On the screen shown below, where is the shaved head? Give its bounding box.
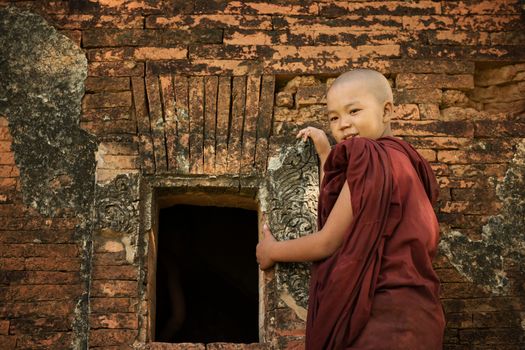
[328,69,393,106]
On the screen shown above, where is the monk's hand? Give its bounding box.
[296,126,331,159]
[256,221,277,270]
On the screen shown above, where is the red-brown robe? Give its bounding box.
[305,136,445,349]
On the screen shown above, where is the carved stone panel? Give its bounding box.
[260,139,319,315]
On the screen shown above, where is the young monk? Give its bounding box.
[256,69,446,349]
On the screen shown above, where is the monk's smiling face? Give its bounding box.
[326,69,394,143]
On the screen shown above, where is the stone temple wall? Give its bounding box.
[0,1,524,349]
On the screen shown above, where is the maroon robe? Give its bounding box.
[305,136,445,349]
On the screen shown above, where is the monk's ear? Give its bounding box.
[382,101,394,123]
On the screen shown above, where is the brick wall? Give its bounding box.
[0,0,524,349]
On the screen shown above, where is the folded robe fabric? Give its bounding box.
[305,136,443,349]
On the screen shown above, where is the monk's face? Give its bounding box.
[326,80,392,143]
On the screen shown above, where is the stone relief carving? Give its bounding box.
[262,139,319,311]
[95,173,140,236]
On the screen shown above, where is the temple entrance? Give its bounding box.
[155,204,259,344]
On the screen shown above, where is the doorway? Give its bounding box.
[155,204,259,344]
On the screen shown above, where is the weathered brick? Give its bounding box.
[90,297,138,314]
[396,73,474,90]
[145,74,168,173]
[389,59,475,74]
[83,92,132,109]
[90,329,137,347]
[195,1,318,15]
[0,270,79,285]
[319,1,441,17]
[173,75,190,173]
[226,76,246,174]
[0,243,78,258]
[131,77,155,174]
[188,76,205,174]
[0,319,9,335]
[215,76,232,175]
[0,152,15,165]
[83,28,222,48]
[455,15,523,32]
[91,280,138,298]
[0,335,16,349]
[81,120,137,136]
[203,76,219,174]
[24,257,79,271]
[241,75,261,174]
[189,44,258,60]
[145,14,272,30]
[0,285,80,302]
[47,13,143,29]
[392,120,474,137]
[90,313,138,329]
[92,265,137,281]
[85,77,130,92]
[255,75,275,172]
[89,61,144,77]
[443,1,521,15]
[394,89,442,104]
[402,15,454,30]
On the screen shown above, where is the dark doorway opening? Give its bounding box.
[155,204,259,344]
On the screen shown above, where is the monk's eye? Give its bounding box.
[329,116,338,122]
[349,109,361,114]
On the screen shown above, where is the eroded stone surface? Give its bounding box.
[439,139,525,294]
[0,5,97,348]
[0,5,97,217]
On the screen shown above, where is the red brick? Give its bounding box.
[0,127,12,141]
[85,77,130,92]
[24,257,79,271]
[0,335,16,349]
[0,258,25,270]
[227,76,246,174]
[0,243,78,257]
[203,75,218,174]
[0,319,9,335]
[0,141,12,152]
[392,120,474,137]
[83,92,132,109]
[396,73,474,90]
[90,313,138,329]
[47,13,143,29]
[188,76,205,174]
[455,15,523,31]
[172,75,190,173]
[90,297,138,314]
[241,75,261,175]
[443,1,520,15]
[90,329,137,346]
[146,14,273,30]
[131,77,155,174]
[255,75,275,172]
[88,61,144,77]
[402,15,454,30]
[215,76,232,175]
[0,152,15,165]
[0,300,76,318]
[0,284,80,302]
[13,332,72,348]
[0,165,20,177]
[0,271,79,285]
[91,280,138,298]
[92,265,137,281]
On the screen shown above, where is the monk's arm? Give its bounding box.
[268,181,353,262]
